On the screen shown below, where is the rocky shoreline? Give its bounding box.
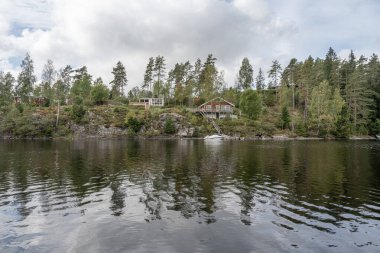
[1,130,376,141]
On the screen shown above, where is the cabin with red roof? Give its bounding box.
[196,97,237,119]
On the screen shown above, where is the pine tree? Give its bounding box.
[345,57,373,133]
[110,61,128,98]
[299,56,314,121]
[366,54,380,126]
[268,60,282,88]
[199,54,218,100]
[268,60,282,101]
[281,106,291,129]
[324,47,340,89]
[143,57,154,94]
[255,68,265,90]
[153,56,166,97]
[237,57,253,90]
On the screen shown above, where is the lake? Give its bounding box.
[0,139,379,252]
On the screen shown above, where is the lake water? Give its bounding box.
[0,139,379,252]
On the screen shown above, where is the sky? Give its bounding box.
[0,0,379,89]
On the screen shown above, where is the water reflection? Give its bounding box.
[0,139,379,252]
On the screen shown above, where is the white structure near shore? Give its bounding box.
[129,98,164,109]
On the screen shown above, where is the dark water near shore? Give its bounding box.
[0,139,379,253]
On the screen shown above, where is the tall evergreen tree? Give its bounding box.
[366,54,380,124]
[16,53,36,100]
[324,47,340,89]
[237,57,253,90]
[268,60,282,101]
[255,68,265,90]
[345,56,373,133]
[268,60,282,88]
[339,50,356,95]
[299,56,314,121]
[199,54,219,99]
[110,61,128,98]
[153,56,166,97]
[143,57,154,93]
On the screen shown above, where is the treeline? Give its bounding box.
[0,47,379,136]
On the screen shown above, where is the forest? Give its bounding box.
[0,47,379,138]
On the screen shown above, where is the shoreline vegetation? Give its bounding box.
[0,104,377,141]
[1,48,379,139]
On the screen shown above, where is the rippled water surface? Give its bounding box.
[0,139,379,252]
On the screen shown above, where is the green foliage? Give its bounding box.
[334,106,350,138]
[309,81,345,136]
[237,57,253,90]
[281,106,291,129]
[255,68,266,90]
[70,66,92,101]
[15,103,24,113]
[110,61,128,98]
[153,56,166,97]
[268,60,282,88]
[295,121,308,137]
[239,89,262,120]
[90,82,109,105]
[71,96,86,122]
[143,57,154,91]
[0,72,15,106]
[0,107,56,137]
[16,53,36,100]
[126,117,143,133]
[164,118,176,134]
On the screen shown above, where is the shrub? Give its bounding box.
[164,118,176,134]
[126,117,143,133]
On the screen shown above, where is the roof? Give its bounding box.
[198,97,235,108]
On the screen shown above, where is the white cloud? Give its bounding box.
[0,0,379,88]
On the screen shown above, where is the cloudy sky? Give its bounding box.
[0,0,379,88]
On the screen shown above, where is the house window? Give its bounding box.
[216,105,220,111]
[206,105,212,111]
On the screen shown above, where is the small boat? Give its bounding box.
[204,134,224,140]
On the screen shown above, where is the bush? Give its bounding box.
[71,104,86,122]
[164,118,176,134]
[295,122,308,137]
[16,103,24,113]
[126,117,143,133]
